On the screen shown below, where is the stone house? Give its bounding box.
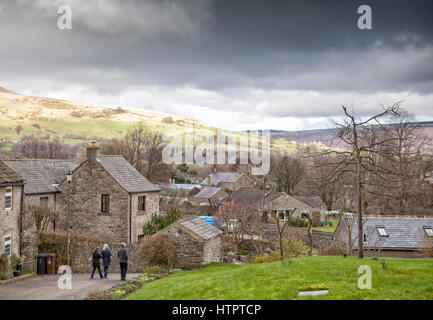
[2,159,78,227]
[193,186,228,206]
[231,188,314,219]
[200,172,253,191]
[154,216,223,269]
[0,161,24,256]
[55,143,161,243]
[334,216,433,258]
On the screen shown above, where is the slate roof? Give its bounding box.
[294,195,325,209]
[3,159,78,194]
[177,216,223,240]
[0,161,24,185]
[96,156,160,193]
[200,172,242,186]
[352,217,433,250]
[232,188,313,211]
[194,186,224,199]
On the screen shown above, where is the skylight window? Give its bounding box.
[376,226,388,237]
[424,227,433,237]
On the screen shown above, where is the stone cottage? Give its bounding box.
[155,216,223,269]
[0,162,24,256]
[334,216,433,258]
[200,172,253,191]
[55,143,161,243]
[231,188,314,219]
[2,159,78,220]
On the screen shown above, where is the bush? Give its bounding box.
[286,217,309,228]
[142,208,181,236]
[248,251,282,264]
[281,238,308,258]
[144,265,163,275]
[319,240,347,256]
[139,233,176,269]
[0,254,9,274]
[0,273,13,281]
[169,268,183,274]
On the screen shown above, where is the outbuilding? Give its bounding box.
[156,216,223,269]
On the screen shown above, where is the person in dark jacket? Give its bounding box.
[117,243,128,281]
[101,244,112,278]
[90,247,103,280]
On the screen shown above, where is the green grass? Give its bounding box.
[313,218,339,232]
[124,256,433,300]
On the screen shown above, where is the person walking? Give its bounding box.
[101,244,112,279]
[117,243,128,281]
[90,247,103,280]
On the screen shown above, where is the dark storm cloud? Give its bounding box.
[0,0,432,129]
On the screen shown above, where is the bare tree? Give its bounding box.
[13,135,78,159]
[327,103,403,258]
[270,153,305,195]
[100,122,171,182]
[215,202,251,252]
[268,208,297,260]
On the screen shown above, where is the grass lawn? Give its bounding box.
[125,256,433,300]
[313,217,339,232]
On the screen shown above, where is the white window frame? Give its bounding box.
[5,186,12,210]
[424,227,433,237]
[376,226,388,237]
[4,235,11,256]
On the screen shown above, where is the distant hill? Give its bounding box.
[248,121,433,148]
[0,86,300,153]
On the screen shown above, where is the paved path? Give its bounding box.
[0,273,141,300]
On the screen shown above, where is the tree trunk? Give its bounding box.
[357,154,364,258]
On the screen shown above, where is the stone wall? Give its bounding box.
[203,236,222,264]
[72,243,145,273]
[222,223,334,253]
[0,185,23,256]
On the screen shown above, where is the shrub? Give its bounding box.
[286,217,309,228]
[143,265,163,275]
[169,268,183,274]
[281,238,308,258]
[142,208,181,236]
[0,273,13,281]
[0,254,9,274]
[248,251,282,264]
[319,240,347,256]
[139,233,176,269]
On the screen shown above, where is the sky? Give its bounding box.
[1,0,432,131]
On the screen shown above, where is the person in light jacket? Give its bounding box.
[101,244,112,278]
[117,243,128,281]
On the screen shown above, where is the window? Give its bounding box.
[4,235,11,256]
[424,226,433,237]
[376,226,388,237]
[101,194,110,213]
[5,186,12,210]
[138,196,146,212]
[40,197,48,207]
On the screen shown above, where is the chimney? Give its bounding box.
[207,174,211,186]
[87,140,100,162]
